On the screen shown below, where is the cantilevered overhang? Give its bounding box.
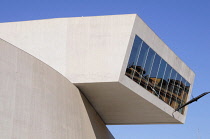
[76,80,184,124]
[0,14,195,125]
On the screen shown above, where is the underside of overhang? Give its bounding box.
[75,81,183,125]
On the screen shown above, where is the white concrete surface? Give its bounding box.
[0,14,136,83]
[0,39,114,139]
[0,14,195,125]
[76,82,183,124]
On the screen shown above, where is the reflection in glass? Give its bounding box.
[173,73,182,110]
[148,54,161,94]
[126,36,143,80]
[163,64,172,102]
[155,59,167,100]
[125,35,190,114]
[168,69,177,107]
[142,49,155,88]
[135,42,149,84]
[183,81,190,103]
[178,79,187,113]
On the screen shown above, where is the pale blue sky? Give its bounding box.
[1,0,210,138]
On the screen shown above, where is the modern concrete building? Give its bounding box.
[0,14,195,138]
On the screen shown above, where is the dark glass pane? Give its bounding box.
[185,81,190,94]
[142,48,155,88]
[148,54,161,87]
[168,69,177,93]
[162,64,172,103]
[162,64,172,89]
[181,80,190,114]
[173,73,182,95]
[179,100,185,114]
[175,98,182,112]
[173,73,182,109]
[179,78,187,114]
[180,78,186,99]
[179,78,186,99]
[134,42,149,84]
[156,59,167,100]
[167,69,177,106]
[183,81,190,102]
[126,36,142,79]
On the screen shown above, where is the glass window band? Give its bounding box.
[125,35,191,114]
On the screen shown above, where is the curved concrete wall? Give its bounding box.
[0,39,114,139]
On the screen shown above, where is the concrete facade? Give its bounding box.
[0,39,114,139]
[0,14,195,138]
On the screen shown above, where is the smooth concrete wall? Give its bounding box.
[0,39,114,139]
[0,14,136,83]
[66,15,136,83]
[0,18,69,77]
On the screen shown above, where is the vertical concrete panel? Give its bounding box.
[0,39,18,139]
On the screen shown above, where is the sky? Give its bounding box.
[1,0,210,138]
